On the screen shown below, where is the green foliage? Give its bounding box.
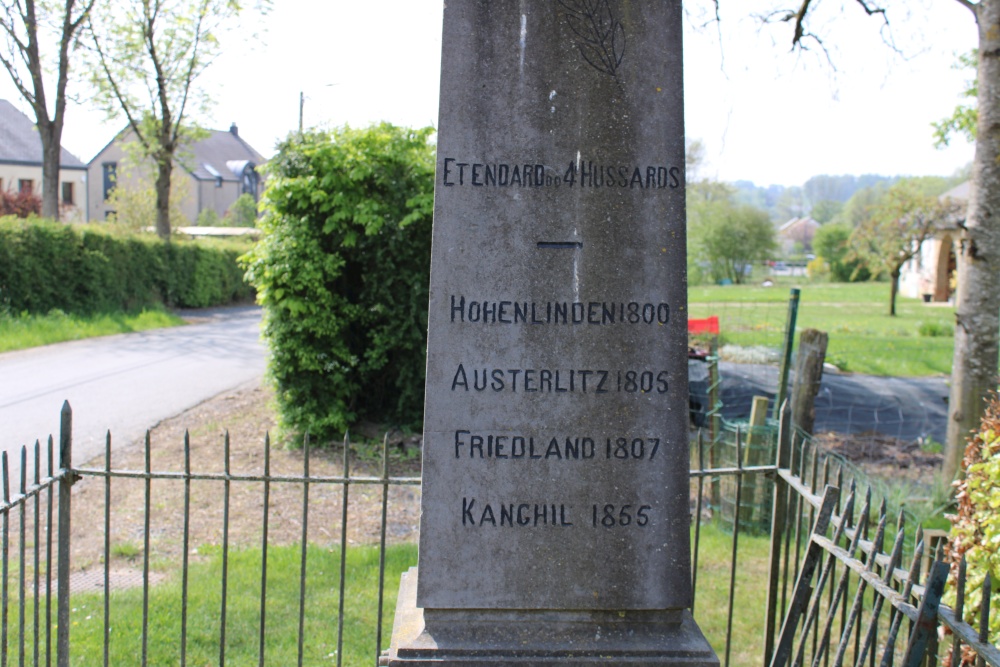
[946,395,1000,650]
[104,154,193,230]
[0,217,252,315]
[848,179,945,292]
[805,256,829,280]
[196,208,220,226]
[86,0,267,236]
[834,182,892,228]
[699,203,776,285]
[933,50,978,148]
[810,199,842,224]
[813,222,870,282]
[918,321,954,338]
[224,193,258,227]
[242,124,435,441]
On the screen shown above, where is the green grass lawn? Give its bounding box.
[66,543,419,667]
[688,279,956,376]
[48,524,767,666]
[0,309,185,353]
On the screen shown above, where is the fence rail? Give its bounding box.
[0,401,996,666]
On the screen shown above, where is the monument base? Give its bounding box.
[380,569,719,666]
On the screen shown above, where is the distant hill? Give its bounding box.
[731,174,900,222]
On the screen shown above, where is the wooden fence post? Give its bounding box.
[790,328,828,436]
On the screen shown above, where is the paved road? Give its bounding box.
[0,306,266,482]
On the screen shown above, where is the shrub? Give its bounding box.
[813,222,870,282]
[241,124,435,442]
[196,208,221,226]
[0,217,253,315]
[946,394,1000,659]
[806,256,829,280]
[918,321,954,337]
[223,193,258,227]
[0,190,42,218]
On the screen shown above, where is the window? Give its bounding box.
[241,167,258,199]
[102,162,117,201]
[18,179,33,195]
[61,182,75,205]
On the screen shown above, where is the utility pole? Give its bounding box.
[299,91,305,134]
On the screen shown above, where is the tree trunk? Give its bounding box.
[943,0,1000,482]
[154,157,172,239]
[889,267,900,317]
[39,122,61,221]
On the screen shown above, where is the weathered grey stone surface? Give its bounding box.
[381,569,718,666]
[417,0,691,613]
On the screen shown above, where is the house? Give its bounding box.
[0,98,88,220]
[899,181,967,303]
[87,123,265,224]
[777,216,821,255]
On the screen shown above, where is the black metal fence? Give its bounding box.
[1,401,997,666]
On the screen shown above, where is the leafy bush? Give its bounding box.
[946,394,1000,658]
[806,256,829,280]
[0,190,42,218]
[242,124,434,442]
[0,217,253,315]
[813,222,870,282]
[196,208,221,226]
[224,193,258,227]
[918,321,954,338]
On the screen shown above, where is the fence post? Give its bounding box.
[57,401,73,667]
[789,328,828,436]
[763,399,793,665]
[772,288,800,421]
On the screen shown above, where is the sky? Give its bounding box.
[0,0,979,188]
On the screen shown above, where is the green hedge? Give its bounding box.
[242,124,434,441]
[0,217,254,315]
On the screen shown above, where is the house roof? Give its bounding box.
[0,98,86,169]
[179,124,265,182]
[940,181,970,203]
[778,217,821,234]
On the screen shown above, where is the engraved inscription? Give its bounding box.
[462,498,574,527]
[452,431,662,462]
[557,0,626,77]
[450,296,669,326]
[440,157,682,190]
[449,365,669,394]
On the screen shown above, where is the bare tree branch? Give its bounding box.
[951,0,978,17]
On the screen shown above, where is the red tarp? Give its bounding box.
[687,316,719,335]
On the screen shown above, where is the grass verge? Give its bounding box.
[0,309,185,353]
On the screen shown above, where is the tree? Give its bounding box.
[772,0,1000,484]
[810,199,843,224]
[848,179,945,315]
[86,0,259,239]
[103,152,191,231]
[933,49,978,147]
[813,221,870,282]
[0,0,96,220]
[700,202,776,284]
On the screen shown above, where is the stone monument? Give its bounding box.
[382,1,718,664]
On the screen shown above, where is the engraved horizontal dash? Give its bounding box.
[537,241,583,249]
